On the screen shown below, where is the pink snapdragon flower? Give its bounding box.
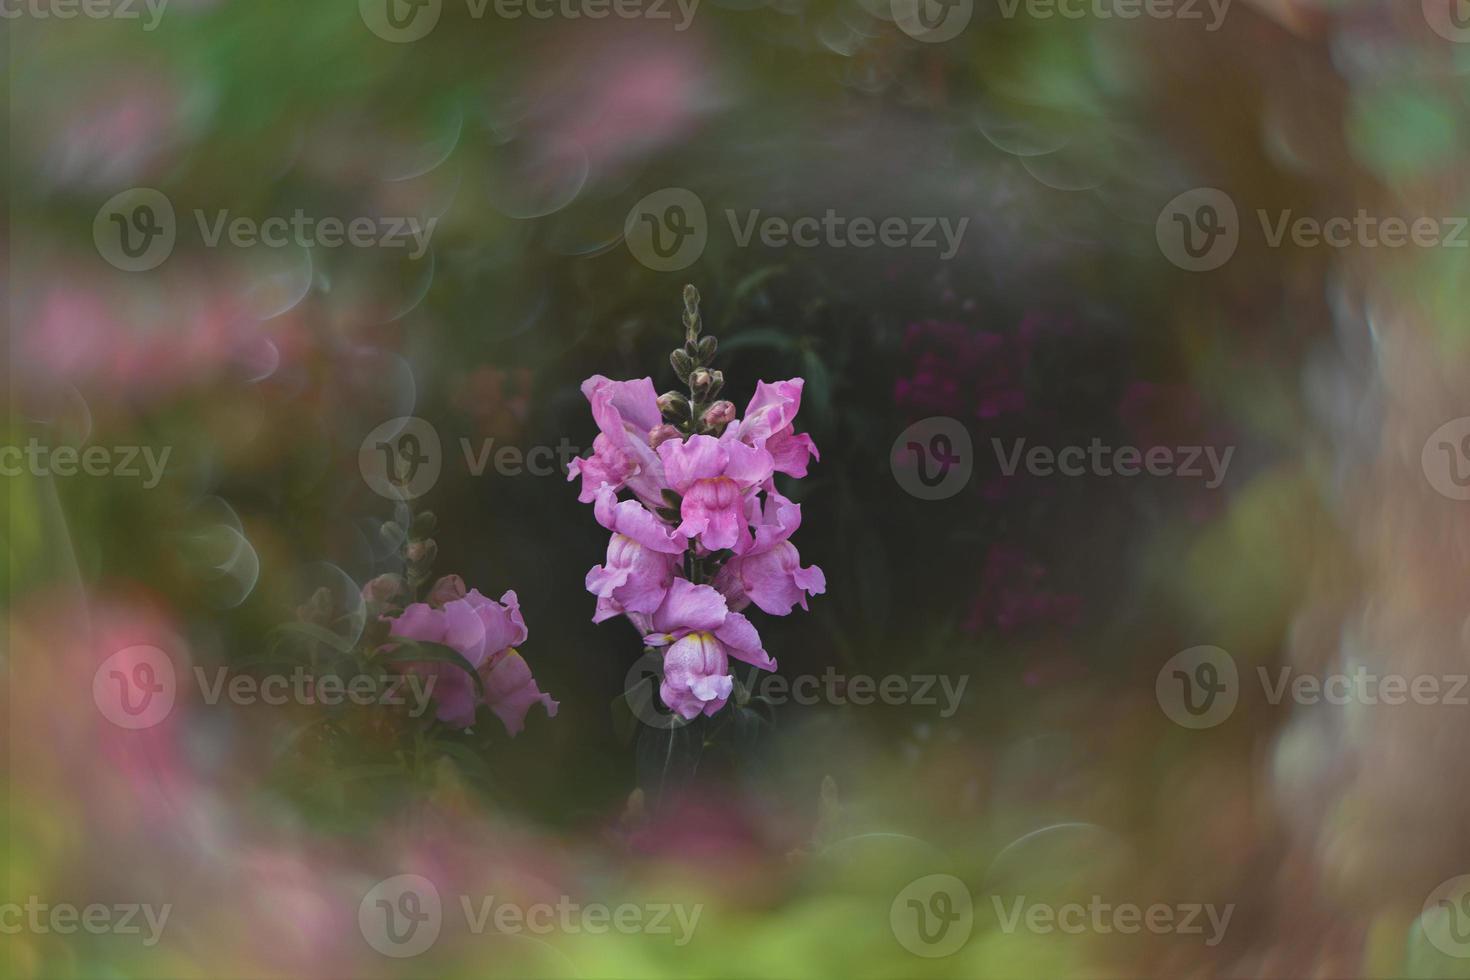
[388,586,558,735]
[567,375,667,507]
[641,580,776,718]
[657,430,774,552]
[572,286,825,724]
[713,490,827,616]
[738,380,820,478]
[585,484,688,623]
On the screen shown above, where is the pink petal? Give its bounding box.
[713,612,775,670]
[650,579,728,635]
[658,434,728,491]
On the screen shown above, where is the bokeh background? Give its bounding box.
[10,0,1470,976]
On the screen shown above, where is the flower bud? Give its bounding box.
[689,368,713,398]
[297,586,336,626]
[427,574,467,607]
[670,349,694,382]
[362,573,406,607]
[648,424,682,449]
[658,391,691,420]
[406,539,436,564]
[701,400,736,429]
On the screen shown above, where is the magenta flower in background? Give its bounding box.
[962,544,1080,634]
[893,319,1031,421]
[388,583,558,735]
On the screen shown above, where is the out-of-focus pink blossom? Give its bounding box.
[388,588,557,735]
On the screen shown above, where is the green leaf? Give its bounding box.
[269,620,357,654]
[636,720,702,803]
[378,639,484,701]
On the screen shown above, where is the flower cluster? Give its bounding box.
[363,520,558,736]
[570,286,825,720]
[385,576,558,736]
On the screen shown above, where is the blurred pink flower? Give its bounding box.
[525,26,716,172]
[388,588,558,735]
[19,275,284,401]
[963,545,1080,634]
[894,320,1030,421]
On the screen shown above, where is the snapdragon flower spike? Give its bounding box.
[573,285,823,723]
